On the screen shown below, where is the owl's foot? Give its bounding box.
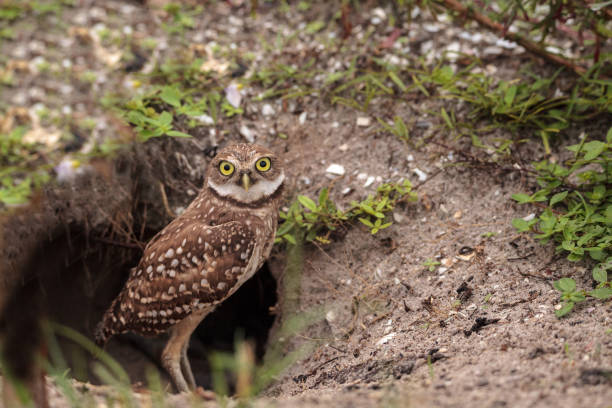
[195,387,216,400]
[180,342,196,390]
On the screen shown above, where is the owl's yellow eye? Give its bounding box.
[219,161,235,176]
[255,157,271,172]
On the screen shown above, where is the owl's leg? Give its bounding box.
[162,310,208,393]
[180,342,196,390]
[161,330,189,392]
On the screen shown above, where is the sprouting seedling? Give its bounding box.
[422,259,440,272]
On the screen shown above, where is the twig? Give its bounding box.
[158,181,176,218]
[506,252,535,261]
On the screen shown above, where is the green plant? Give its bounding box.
[161,3,200,35]
[0,126,52,206]
[276,180,416,245]
[422,258,440,272]
[512,128,612,316]
[553,276,612,317]
[377,116,410,142]
[410,62,611,152]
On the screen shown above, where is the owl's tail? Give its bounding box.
[94,295,125,346]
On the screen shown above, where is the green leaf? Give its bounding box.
[512,218,531,232]
[388,71,407,92]
[440,107,454,130]
[589,287,612,300]
[325,71,345,84]
[283,234,297,245]
[606,126,612,143]
[166,130,191,138]
[512,193,532,204]
[569,292,586,302]
[159,86,182,107]
[318,188,329,206]
[158,111,173,126]
[554,277,576,293]
[504,85,517,106]
[298,196,317,211]
[555,302,574,317]
[549,191,568,206]
[359,217,374,227]
[582,140,606,161]
[593,264,608,283]
[305,20,325,34]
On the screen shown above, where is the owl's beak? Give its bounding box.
[241,173,251,191]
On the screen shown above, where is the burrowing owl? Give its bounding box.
[95,143,285,392]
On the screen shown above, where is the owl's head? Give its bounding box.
[206,143,285,204]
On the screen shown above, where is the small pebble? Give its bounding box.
[195,114,214,125]
[413,168,427,182]
[239,125,254,143]
[356,117,371,127]
[326,164,345,176]
[225,84,241,108]
[364,175,375,188]
[261,104,275,116]
[298,111,307,125]
[376,332,396,346]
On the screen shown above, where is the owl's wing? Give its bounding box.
[106,220,257,336]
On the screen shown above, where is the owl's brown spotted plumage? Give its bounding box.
[95,143,285,392]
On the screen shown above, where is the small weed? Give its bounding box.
[563,342,573,361]
[422,258,440,272]
[0,2,25,21]
[513,128,612,317]
[0,126,52,206]
[276,180,416,245]
[412,62,611,151]
[552,277,612,317]
[377,116,410,142]
[161,3,200,35]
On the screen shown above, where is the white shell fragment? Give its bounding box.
[413,168,427,182]
[326,164,345,176]
[239,125,254,143]
[356,117,371,127]
[261,104,275,116]
[376,332,396,346]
